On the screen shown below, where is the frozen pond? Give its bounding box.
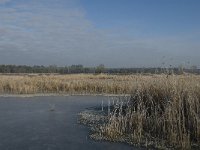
[0,96,138,150]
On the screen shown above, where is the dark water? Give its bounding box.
[0,96,138,150]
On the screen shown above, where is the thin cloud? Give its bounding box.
[0,0,199,67]
[0,0,10,4]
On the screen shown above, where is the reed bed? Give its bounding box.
[0,74,138,95]
[98,74,200,149]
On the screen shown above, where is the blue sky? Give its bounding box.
[81,0,200,36]
[0,0,199,67]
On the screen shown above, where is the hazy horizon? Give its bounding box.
[0,0,199,68]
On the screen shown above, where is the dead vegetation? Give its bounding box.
[97,74,200,149]
[0,74,142,95]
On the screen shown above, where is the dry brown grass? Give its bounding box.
[0,74,138,95]
[98,74,200,149]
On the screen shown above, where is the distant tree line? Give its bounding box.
[0,64,105,74]
[0,64,199,75]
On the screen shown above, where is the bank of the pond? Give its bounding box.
[0,93,130,98]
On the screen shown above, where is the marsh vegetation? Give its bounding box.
[78,74,200,149]
[0,74,146,95]
[1,73,200,149]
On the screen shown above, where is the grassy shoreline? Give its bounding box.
[0,93,129,98]
[0,74,135,95]
[0,73,199,94]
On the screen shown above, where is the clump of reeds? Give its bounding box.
[99,74,200,149]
